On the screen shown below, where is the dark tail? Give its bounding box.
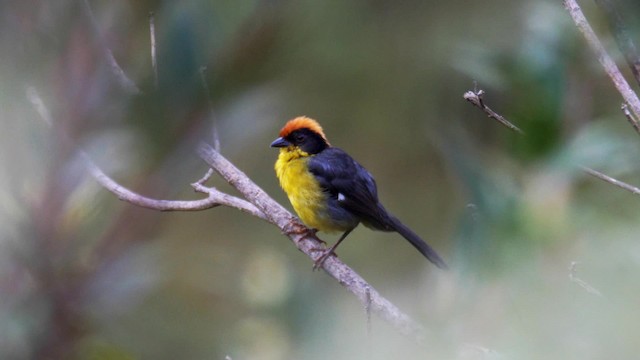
[389,216,448,270]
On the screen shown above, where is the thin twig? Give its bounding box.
[199,66,221,152]
[149,12,159,90]
[563,0,640,122]
[621,103,640,135]
[82,0,140,94]
[463,90,524,134]
[197,144,427,341]
[594,0,640,88]
[568,261,603,297]
[194,168,215,186]
[581,166,640,196]
[85,153,266,218]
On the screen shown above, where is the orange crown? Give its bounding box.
[279,116,328,142]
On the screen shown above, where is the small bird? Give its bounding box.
[271,116,447,269]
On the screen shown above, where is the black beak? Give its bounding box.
[270,137,290,148]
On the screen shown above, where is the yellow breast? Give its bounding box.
[274,148,341,232]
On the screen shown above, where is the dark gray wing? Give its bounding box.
[308,148,391,229]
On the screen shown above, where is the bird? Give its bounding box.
[270,116,447,270]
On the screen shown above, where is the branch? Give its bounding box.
[82,0,141,95]
[199,66,221,152]
[196,144,427,341]
[580,166,640,196]
[27,85,427,342]
[85,152,268,218]
[463,90,524,134]
[594,0,640,88]
[149,12,159,90]
[463,87,640,197]
[563,0,640,122]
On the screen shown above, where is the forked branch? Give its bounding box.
[27,86,427,342]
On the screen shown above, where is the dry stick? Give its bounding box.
[563,0,640,122]
[463,88,640,197]
[84,152,267,218]
[594,0,640,88]
[81,0,140,95]
[463,90,524,134]
[196,144,427,341]
[580,166,640,196]
[149,12,159,89]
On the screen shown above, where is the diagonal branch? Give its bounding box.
[463,90,524,134]
[569,261,603,297]
[594,0,640,88]
[580,166,640,196]
[82,0,141,95]
[196,144,427,341]
[563,0,640,122]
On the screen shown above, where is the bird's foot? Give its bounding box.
[310,247,336,271]
[284,220,322,241]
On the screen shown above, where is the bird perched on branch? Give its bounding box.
[271,116,447,270]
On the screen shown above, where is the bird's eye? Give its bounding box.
[294,134,305,142]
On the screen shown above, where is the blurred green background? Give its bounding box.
[2,0,640,359]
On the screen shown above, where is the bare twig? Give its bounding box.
[621,103,640,135]
[581,166,640,196]
[568,261,603,297]
[194,168,215,186]
[199,66,221,152]
[82,0,140,94]
[149,12,159,89]
[463,90,524,134]
[83,152,267,218]
[196,144,427,341]
[563,0,640,122]
[594,0,640,88]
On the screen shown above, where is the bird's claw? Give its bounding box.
[284,220,321,239]
[310,247,335,271]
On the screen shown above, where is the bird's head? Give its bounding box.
[270,116,330,155]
